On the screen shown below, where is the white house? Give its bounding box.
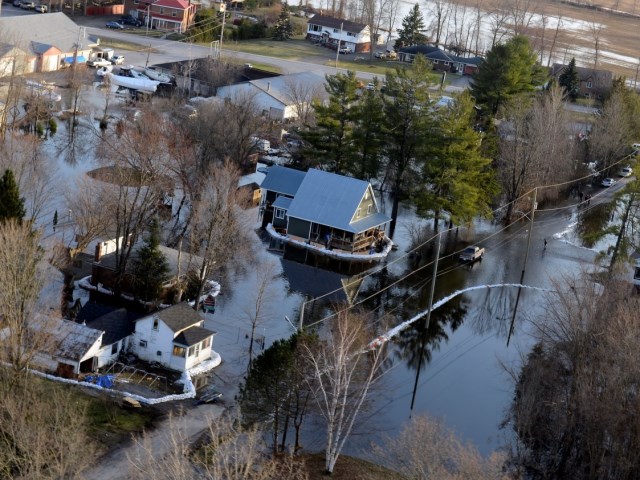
[130,303,216,371]
[306,15,371,53]
[216,72,326,121]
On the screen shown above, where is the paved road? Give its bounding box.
[84,401,224,480]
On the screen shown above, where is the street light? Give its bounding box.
[145,1,157,35]
[219,3,226,58]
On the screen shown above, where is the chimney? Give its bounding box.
[94,242,102,262]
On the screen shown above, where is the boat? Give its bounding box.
[24,80,62,102]
[143,67,173,84]
[104,72,159,94]
[96,64,113,77]
[119,65,150,80]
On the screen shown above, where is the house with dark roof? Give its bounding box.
[551,63,613,99]
[260,166,392,258]
[0,13,98,72]
[398,44,482,75]
[123,0,196,33]
[130,303,216,371]
[75,302,146,369]
[306,14,372,53]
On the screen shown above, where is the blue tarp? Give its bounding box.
[64,55,87,64]
[85,374,115,388]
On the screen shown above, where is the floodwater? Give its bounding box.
[278,199,600,457]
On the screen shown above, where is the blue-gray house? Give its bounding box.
[260,166,391,255]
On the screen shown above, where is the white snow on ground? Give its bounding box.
[265,223,394,261]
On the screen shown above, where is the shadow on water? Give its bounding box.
[576,203,612,248]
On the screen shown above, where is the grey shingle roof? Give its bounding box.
[307,14,367,34]
[173,326,215,347]
[249,72,326,106]
[260,165,306,197]
[551,63,613,89]
[399,45,440,55]
[286,169,390,233]
[85,309,137,347]
[0,13,95,54]
[33,316,103,362]
[95,245,203,278]
[154,303,203,332]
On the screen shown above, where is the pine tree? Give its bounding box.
[0,169,26,223]
[132,218,170,302]
[394,4,427,50]
[559,57,580,101]
[273,2,294,41]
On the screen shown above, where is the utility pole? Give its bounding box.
[507,188,537,347]
[409,232,441,416]
[635,57,640,91]
[335,21,343,70]
[145,43,152,67]
[219,3,226,58]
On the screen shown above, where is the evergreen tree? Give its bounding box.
[394,4,427,50]
[414,92,500,231]
[470,35,547,115]
[349,81,386,181]
[273,2,294,41]
[559,57,580,101]
[132,218,170,302]
[383,55,434,237]
[0,169,26,223]
[301,71,359,173]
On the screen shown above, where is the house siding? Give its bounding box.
[131,316,177,368]
[288,217,311,238]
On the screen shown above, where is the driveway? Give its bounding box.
[83,401,224,480]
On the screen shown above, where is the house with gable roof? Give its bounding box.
[260,166,392,258]
[551,63,613,100]
[215,71,327,121]
[124,0,196,33]
[306,14,372,53]
[398,44,482,75]
[130,303,216,371]
[0,13,97,72]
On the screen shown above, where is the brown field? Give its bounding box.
[449,0,640,80]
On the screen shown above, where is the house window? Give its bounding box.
[133,0,138,3]
[172,11,176,16]
[356,208,361,218]
[195,344,201,356]
[587,81,593,88]
[310,24,321,32]
[173,346,186,357]
[160,7,164,13]
[111,342,119,355]
[275,208,285,219]
[187,346,195,356]
[139,340,147,348]
[153,318,159,331]
[157,350,162,356]
[367,204,373,214]
[203,337,211,348]
[347,32,355,37]
[333,28,339,33]
[365,190,370,200]
[433,60,439,64]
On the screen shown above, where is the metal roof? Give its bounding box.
[249,72,326,106]
[272,196,292,209]
[260,165,306,197]
[32,315,103,362]
[0,13,97,55]
[153,303,203,332]
[286,169,390,233]
[349,212,392,232]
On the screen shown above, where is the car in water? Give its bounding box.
[105,21,124,29]
[601,177,616,187]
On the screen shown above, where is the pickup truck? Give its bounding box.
[459,246,485,262]
[87,58,112,68]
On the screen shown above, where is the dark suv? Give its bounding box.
[120,15,143,27]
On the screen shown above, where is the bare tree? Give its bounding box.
[370,414,507,479]
[487,1,510,48]
[589,17,603,68]
[284,76,324,127]
[66,176,110,257]
[509,0,537,36]
[546,12,564,68]
[426,0,450,47]
[304,310,387,474]
[588,87,630,172]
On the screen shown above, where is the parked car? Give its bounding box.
[105,21,124,29]
[120,15,143,26]
[339,46,353,54]
[87,58,112,68]
[34,3,47,11]
[632,143,640,151]
[601,177,616,187]
[366,82,375,91]
[618,166,633,177]
[20,0,34,7]
[374,51,386,59]
[12,0,22,6]
[459,246,485,262]
[110,55,125,65]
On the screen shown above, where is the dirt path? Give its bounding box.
[83,402,225,480]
